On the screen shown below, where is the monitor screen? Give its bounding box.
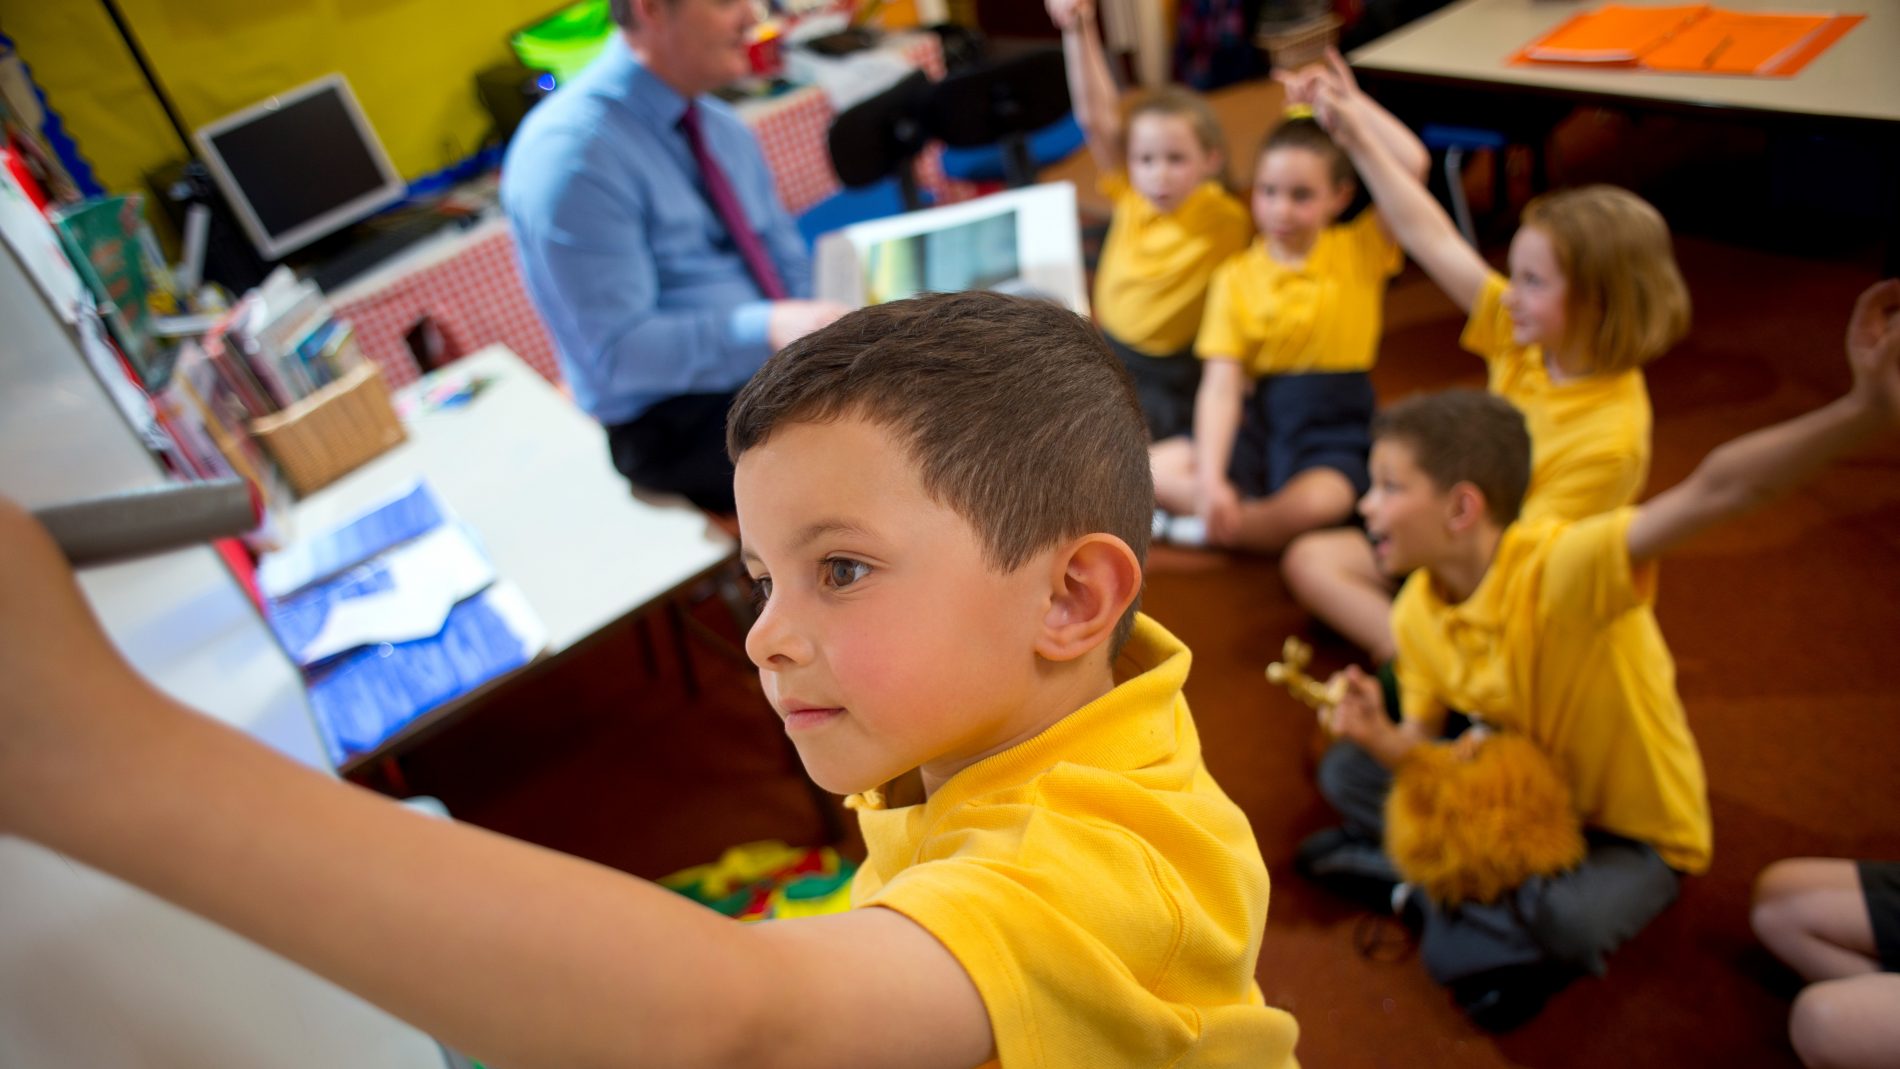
[510,0,615,84]
[813,182,1089,316]
[193,75,406,261]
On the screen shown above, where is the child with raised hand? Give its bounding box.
[1311,279,1899,1029]
[1281,51,1690,662]
[0,292,1300,1069]
[1148,54,1428,552]
[1050,0,1254,443]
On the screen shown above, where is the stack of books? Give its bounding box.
[154,267,403,504]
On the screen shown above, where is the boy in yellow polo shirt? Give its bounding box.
[1051,0,1253,442]
[1305,279,1900,1031]
[0,292,1300,1068]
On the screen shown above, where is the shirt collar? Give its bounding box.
[1421,520,1555,633]
[598,36,697,130]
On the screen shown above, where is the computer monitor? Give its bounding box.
[509,0,615,84]
[812,182,1089,315]
[192,74,406,262]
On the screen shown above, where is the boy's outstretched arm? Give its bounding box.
[1627,279,1900,566]
[0,500,992,1069]
[1311,76,1487,314]
[1049,0,1123,174]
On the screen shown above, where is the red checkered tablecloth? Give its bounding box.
[328,218,559,391]
[328,33,977,389]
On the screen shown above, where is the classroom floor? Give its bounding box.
[377,87,1900,1067]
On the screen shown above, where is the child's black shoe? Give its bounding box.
[1448,963,1574,1033]
[1296,826,1401,913]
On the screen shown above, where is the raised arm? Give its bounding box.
[1049,0,1124,174]
[1626,279,1900,566]
[1281,51,1428,188]
[0,501,991,1069]
[1310,74,1489,313]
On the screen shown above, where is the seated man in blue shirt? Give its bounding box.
[503,0,847,514]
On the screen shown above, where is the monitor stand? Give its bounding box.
[291,209,462,294]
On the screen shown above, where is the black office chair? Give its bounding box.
[922,46,1072,190]
[827,69,935,213]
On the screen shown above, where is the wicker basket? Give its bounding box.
[1256,12,1341,73]
[250,361,405,496]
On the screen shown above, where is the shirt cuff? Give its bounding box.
[730,301,773,349]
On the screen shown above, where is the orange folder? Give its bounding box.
[1517,4,1708,64]
[1514,5,1865,77]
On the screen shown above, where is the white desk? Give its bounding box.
[1350,0,1900,125]
[291,345,738,770]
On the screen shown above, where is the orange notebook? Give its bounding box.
[1515,5,1864,77]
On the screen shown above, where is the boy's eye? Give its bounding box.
[749,574,772,605]
[822,557,871,590]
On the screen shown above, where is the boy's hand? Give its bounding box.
[1846,278,1900,423]
[1046,0,1093,30]
[1321,665,1391,750]
[768,299,850,352]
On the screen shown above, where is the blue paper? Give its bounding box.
[307,590,535,764]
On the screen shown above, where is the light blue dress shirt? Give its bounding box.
[501,38,812,427]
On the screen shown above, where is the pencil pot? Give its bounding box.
[249,359,405,496]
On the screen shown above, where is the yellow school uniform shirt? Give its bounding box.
[1465,272,1652,523]
[849,613,1299,1069]
[1093,172,1253,356]
[1195,209,1401,377]
[1390,509,1712,874]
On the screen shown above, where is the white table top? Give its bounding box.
[292,345,736,657]
[1350,0,1900,125]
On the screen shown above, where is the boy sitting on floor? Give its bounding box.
[1306,280,1899,1030]
[0,291,1299,1068]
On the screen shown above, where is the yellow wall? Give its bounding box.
[5,0,561,201]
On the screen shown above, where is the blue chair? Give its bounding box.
[795,176,928,250]
[1420,123,1507,245]
[938,112,1086,186]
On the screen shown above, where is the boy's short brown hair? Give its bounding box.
[1372,390,1532,526]
[1128,86,1227,163]
[1260,115,1354,189]
[1520,185,1691,374]
[728,291,1153,652]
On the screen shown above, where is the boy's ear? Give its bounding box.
[1035,534,1142,663]
[1445,482,1489,533]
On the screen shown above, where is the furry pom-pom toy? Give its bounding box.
[1265,638,1586,907]
[1384,733,1585,906]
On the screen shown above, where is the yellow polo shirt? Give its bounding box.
[1390,509,1712,874]
[1466,272,1652,523]
[1195,210,1401,377]
[1093,173,1254,356]
[849,614,1300,1068]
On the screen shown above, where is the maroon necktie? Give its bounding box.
[679,102,787,301]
